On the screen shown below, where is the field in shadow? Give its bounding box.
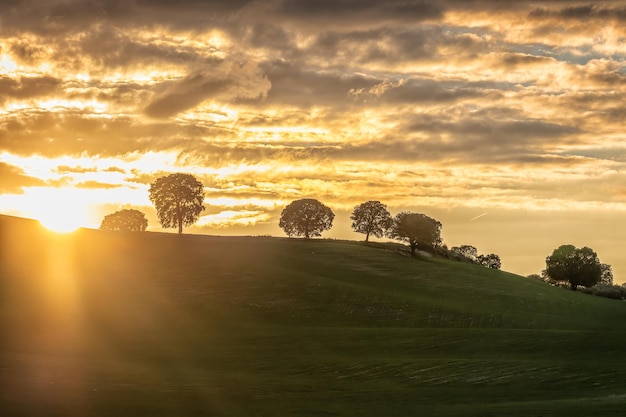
[2,214,626,416]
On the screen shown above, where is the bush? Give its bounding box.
[579,284,626,300]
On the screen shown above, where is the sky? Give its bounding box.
[1,0,626,281]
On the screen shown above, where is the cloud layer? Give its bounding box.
[2,0,626,278]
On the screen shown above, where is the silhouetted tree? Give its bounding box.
[600,263,614,286]
[100,209,148,232]
[477,253,501,270]
[350,200,392,242]
[279,198,334,238]
[387,212,442,256]
[149,173,205,234]
[450,245,478,261]
[545,244,602,291]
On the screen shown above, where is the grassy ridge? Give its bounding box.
[2,214,626,416]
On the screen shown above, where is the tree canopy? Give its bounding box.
[477,253,501,270]
[451,245,478,261]
[100,209,148,232]
[350,200,392,242]
[149,173,205,234]
[545,244,602,291]
[386,212,442,256]
[600,263,614,286]
[279,198,334,238]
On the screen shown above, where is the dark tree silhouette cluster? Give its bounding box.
[100,209,148,232]
[450,245,501,270]
[95,173,618,288]
[545,244,602,291]
[350,200,392,242]
[279,198,334,238]
[386,212,442,256]
[278,199,444,259]
[477,253,501,270]
[450,245,478,261]
[149,173,205,234]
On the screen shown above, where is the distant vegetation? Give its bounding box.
[545,245,602,291]
[97,173,617,287]
[100,208,148,232]
[149,173,205,234]
[386,212,442,256]
[450,245,502,270]
[279,198,334,238]
[350,200,392,242]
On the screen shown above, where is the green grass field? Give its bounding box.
[2,214,626,416]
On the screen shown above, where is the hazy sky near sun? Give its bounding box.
[2,0,626,280]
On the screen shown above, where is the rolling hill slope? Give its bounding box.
[2,214,626,416]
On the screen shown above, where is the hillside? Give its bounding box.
[2,214,626,416]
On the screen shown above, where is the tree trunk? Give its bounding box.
[570,282,577,291]
[410,241,417,256]
[365,231,370,242]
[176,201,183,234]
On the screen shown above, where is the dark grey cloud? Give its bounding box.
[529,4,626,21]
[309,27,439,64]
[241,22,294,51]
[145,74,234,118]
[377,78,497,104]
[259,60,375,107]
[145,62,270,118]
[326,136,587,166]
[0,0,131,35]
[0,110,234,157]
[0,76,61,102]
[77,27,218,70]
[405,110,579,144]
[498,53,555,68]
[9,40,50,65]
[275,0,443,22]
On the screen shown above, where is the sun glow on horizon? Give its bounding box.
[3,186,98,233]
[39,216,83,233]
[37,196,92,233]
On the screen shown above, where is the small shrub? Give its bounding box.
[579,284,626,300]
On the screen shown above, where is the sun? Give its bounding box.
[39,215,82,233]
[37,204,89,233]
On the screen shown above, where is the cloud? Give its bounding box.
[4,0,626,279]
[144,61,270,118]
[0,76,61,102]
[0,108,242,157]
[529,4,626,21]
[351,77,496,105]
[274,0,443,23]
[259,60,375,107]
[75,180,125,189]
[0,162,45,193]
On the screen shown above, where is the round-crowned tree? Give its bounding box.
[545,244,602,291]
[386,212,442,256]
[477,253,502,270]
[100,209,148,232]
[149,173,205,234]
[279,198,334,238]
[350,200,392,242]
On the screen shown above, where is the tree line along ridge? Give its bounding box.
[98,172,615,295]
